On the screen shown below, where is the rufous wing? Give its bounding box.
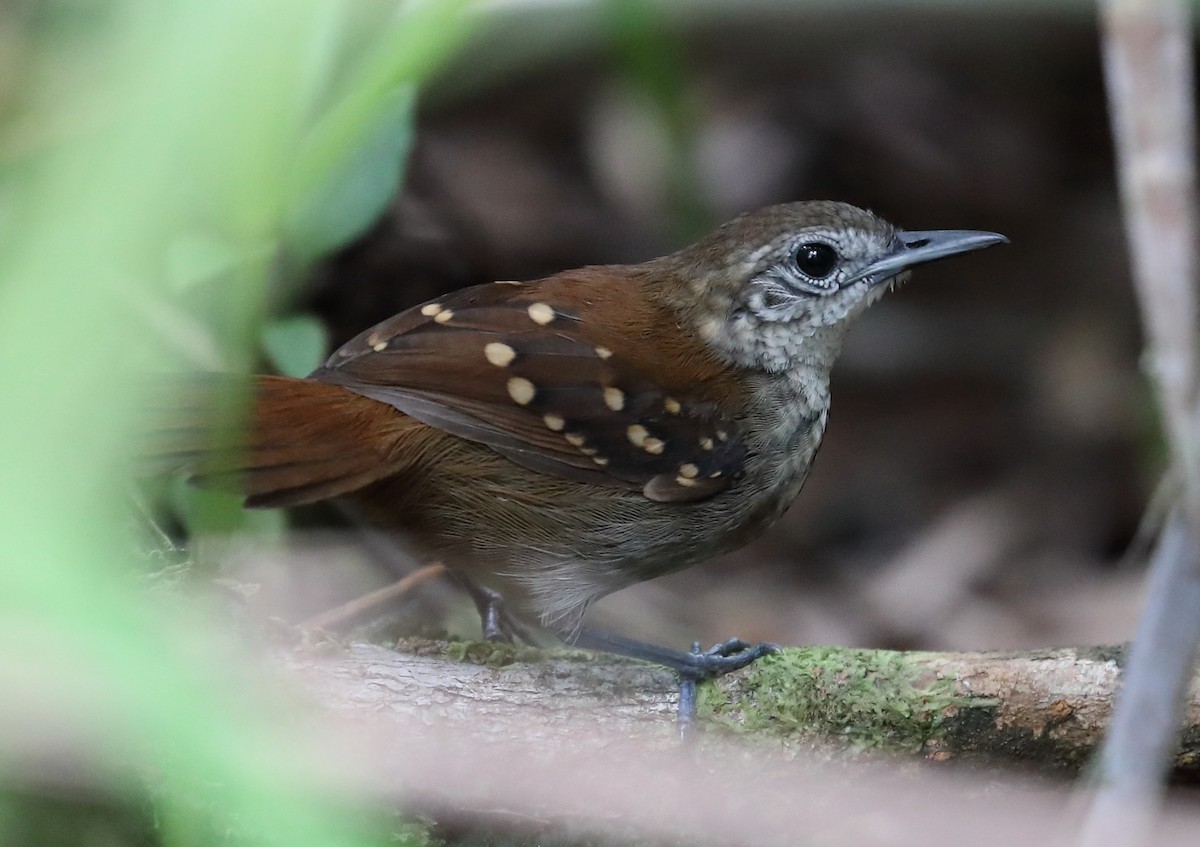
[311,273,746,503]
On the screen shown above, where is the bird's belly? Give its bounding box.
[353,414,824,633]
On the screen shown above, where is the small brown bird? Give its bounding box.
[165,201,1005,676]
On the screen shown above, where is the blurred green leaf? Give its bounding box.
[165,231,277,295]
[289,1,473,237]
[171,477,288,546]
[0,1,473,845]
[261,313,330,378]
[165,231,243,292]
[286,86,415,260]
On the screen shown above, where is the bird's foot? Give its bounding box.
[451,572,543,646]
[678,637,780,681]
[677,639,780,740]
[571,629,779,739]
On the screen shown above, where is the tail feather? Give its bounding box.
[143,373,421,508]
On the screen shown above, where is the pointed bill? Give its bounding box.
[846,229,1008,286]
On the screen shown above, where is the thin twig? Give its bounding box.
[299,563,448,633]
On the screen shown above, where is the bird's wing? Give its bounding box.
[310,274,745,503]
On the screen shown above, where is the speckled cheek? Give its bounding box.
[806,280,884,327]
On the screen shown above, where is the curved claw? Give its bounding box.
[678,639,780,681]
[678,639,779,740]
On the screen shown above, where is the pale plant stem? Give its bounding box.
[1084,0,1200,842]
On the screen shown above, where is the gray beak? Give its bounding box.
[846,229,1008,286]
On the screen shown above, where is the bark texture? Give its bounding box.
[290,639,1200,774]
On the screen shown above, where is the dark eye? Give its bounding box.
[793,242,839,279]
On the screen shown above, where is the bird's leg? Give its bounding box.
[678,643,702,740]
[332,503,541,646]
[449,571,543,646]
[572,628,779,737]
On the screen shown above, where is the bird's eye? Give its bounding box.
[793,242,839,279]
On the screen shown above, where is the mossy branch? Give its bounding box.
[291,640,1200,776]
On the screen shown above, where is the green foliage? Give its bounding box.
[285,85,416,261]
[171,479,288,543]
[0,1,473,844]
[261,313,330,378]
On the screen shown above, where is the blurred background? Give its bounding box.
[0,0,1170,844]
[235,0,1155,655]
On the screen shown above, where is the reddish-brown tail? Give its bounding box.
[144,374,422,508]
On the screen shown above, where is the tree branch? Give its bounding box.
[289,639,1200,774]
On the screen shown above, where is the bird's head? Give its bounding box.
[663,201,1006,373]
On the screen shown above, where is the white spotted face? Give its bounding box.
[672,203,901,373]
[729,219,902,373]
[740,224,899,326]
[679,201,1005,374]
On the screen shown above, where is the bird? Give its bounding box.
[159,200,1006,680]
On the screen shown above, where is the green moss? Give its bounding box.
[439,640,545,667]
[700,647,965,754]
[432,639,598,669]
